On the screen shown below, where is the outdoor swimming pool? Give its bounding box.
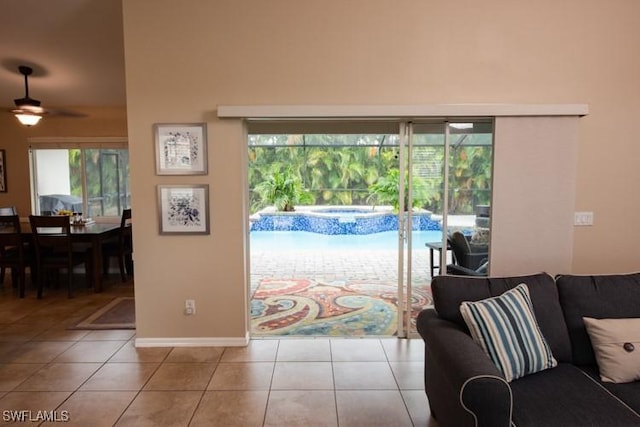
[250,206,441,235]
[250,229,444,251]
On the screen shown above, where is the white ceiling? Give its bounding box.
[0,0,126,111]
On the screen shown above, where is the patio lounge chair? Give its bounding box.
[446,231,488,276]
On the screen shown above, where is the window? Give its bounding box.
[30,138,130,219]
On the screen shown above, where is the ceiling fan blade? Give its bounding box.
[45,107,87,118]
[11,104,46,115]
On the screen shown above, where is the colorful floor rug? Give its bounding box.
[71,297,136,330]
[251,278,432,336]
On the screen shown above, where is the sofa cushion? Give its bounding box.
[460,284,557,381]
[556,272,640,366]
[581,366,640,417]
[583,317,640,383]
[510,363,640,426]
[432,272,572,362]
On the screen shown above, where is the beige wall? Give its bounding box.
[123,0,637,342]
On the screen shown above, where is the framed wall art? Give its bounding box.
[157,184,210,235]
[154,123,208,175]
[0,150,7,192]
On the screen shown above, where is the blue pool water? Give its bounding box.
[250,207,441,235]
[250,230,444,251]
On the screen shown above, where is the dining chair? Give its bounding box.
[0,215,32,298]
[0,206,19,285]
[29,215,92,298]
[102,208,133,282]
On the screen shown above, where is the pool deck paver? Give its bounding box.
[250,246,445,296]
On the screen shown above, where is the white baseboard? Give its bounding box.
[135,334,250,348]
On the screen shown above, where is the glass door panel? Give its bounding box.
[445,122,493,277]
[402,121,493,337]
[402,122,446,337]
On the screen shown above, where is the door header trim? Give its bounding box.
[218,104,588,120]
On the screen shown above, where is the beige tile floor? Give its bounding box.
[0,277,438,426]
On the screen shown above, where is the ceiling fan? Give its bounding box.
[10,65,84,126]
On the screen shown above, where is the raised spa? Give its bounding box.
[250,206,441,235]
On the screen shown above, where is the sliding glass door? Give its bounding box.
[246,119,492,338]
[398,120,493,337]
[30,141,130,219]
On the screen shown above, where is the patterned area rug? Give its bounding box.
[251,278,432,336]
[72,297,136,330]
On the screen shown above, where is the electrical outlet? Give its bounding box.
[185,299,196,315]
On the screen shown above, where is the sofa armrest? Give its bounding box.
[417,309,512,427]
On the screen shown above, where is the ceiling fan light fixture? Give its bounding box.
[8,65,83,125]
[15,113,42,126]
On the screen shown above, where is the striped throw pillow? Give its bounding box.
[460,283,557,382]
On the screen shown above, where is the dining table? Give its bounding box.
[20,220,121,293]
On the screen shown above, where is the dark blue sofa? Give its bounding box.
[416,272,640,427]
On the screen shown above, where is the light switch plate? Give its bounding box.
[574,211,594,226]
